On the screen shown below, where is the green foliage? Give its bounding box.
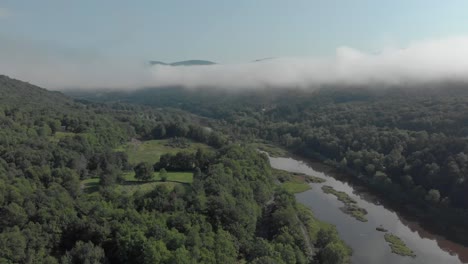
[297,204,352,264]
[321,242,350,264]
[103,85,468,245]
[118,139,212,166]
[322,186,368,222]
[282,181,311,194]
[0,75,352,264]
[134,162,154,181]
[425,189,441,203]
[0,226,27,263]
[159,168,168,182]
[273,169,325,194]
[250,141,288,157]
[384,233,416,257]
[62,241,106,264]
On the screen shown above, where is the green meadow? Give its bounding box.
[83,138,204,194]
[116,138,212,165]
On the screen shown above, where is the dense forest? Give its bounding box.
[0,75,350,263]
[73,84,468,246]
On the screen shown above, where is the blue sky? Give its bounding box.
[2,0,468,63]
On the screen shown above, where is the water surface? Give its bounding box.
[268,155,468,264]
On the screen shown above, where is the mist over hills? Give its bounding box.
[4,36,468,90]
[148,60,216,66]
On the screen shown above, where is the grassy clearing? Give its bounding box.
[273,169,325,194]
[117,139,212,165]
[322,185,368,222]
[274,169,310,193]
[116,181,179,194]
[251,142,288,157]
[82,171,193,194]
[83,138,202,194]
[384,233,416,257]
[118,170,192,194]
[81,178,100,194]
[122,171,193,183]
[283,180,311,194]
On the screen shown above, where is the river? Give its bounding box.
[268,155,468,264]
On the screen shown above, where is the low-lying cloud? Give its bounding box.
[2,36,468,90]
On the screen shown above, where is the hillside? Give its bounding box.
[0,76,350,263]
[0,75,70,107]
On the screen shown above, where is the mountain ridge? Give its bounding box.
[149,60,216,66]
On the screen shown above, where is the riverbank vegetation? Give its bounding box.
[281,176,312,193]
[384,233,416,257]
[249,141,288,157]
[297,204,352,264]
[322,186,368,222]
[273,169,326,193]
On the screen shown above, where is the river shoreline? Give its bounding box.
[283,150,468,245]
[267,152,468,264]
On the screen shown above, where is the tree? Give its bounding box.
[214,229,238,263]
[0,202,28,228]
[143,239,171,264]
[152,123,166,139]
[0,226,27,263]
[134,162,154,181]
[159,168,168,182]
[62,241,106,264]
[320,242,349,264]
[170,246,191,264]
[317,227,339,248]
[425,189,441,203]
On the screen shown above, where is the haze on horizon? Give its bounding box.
[2,0,468,90]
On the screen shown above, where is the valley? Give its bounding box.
[4,2,468,263]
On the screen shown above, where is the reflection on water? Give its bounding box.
[268,155,468,264]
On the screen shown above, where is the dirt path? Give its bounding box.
[296,214,315,260]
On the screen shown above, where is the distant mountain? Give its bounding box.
[149,60,216,66]
[253,57,275,62]
[148,60,169,66]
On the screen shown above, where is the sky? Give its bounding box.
[3,0,468,63]
[2,1,468,90]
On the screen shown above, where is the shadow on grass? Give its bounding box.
[121,180,190,185]
[83,182,100,194]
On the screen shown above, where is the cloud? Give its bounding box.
[0,8,11,19]
[149,37,468,90]
[2,35,468,91]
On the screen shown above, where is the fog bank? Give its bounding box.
[2,36,468,90]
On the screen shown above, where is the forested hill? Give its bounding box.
[0,75,70,106]
[71,84,468,246]
[0,75,351,263]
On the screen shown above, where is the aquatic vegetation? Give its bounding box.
[322,185,368,222]
[384,233,416,257]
